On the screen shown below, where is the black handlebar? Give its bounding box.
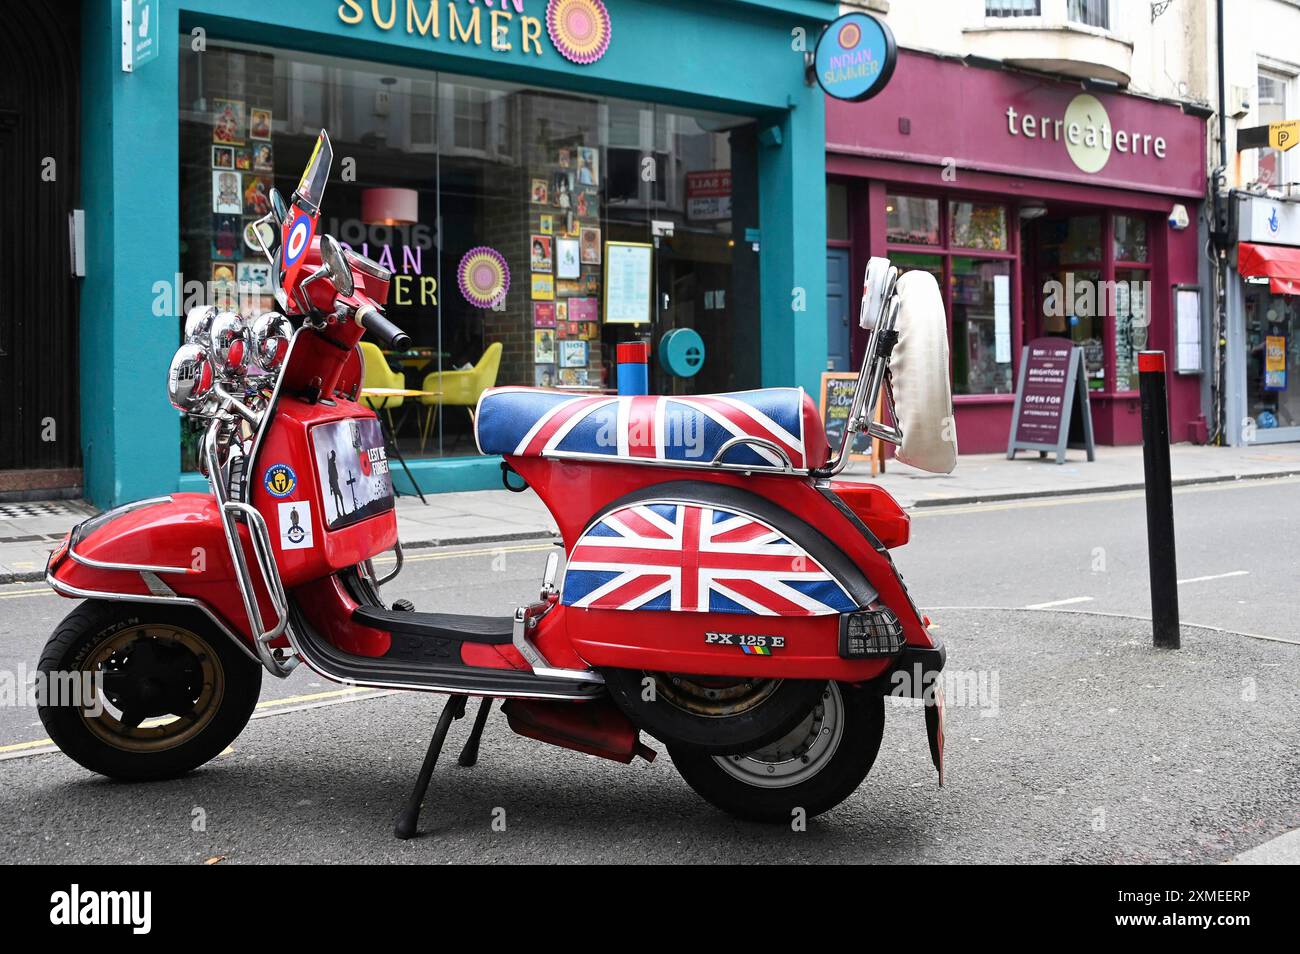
[355,304,411,351]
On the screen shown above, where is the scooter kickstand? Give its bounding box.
[395,694,468,840]
[457,697,494,768]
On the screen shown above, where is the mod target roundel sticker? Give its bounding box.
[547,0,611,66]
[284,212,312,267]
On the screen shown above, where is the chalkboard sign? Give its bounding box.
[1006,339,1095,464]
[820,372,872,462]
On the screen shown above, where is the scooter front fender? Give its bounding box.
[46,493,273,660]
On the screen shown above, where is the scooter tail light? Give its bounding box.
[828,480,909,549]
[839,605,905,659]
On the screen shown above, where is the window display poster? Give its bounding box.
[533,301,556,327]
[993,274,1011,364]
[530,235,552,272]
[531,275,555,301]
[534,329,556,363]
[1265,335,1287,391]
[559,339,588,368]
[568,297,598,323]
[556,237,580,279]
[581,227,601,264]
[604,242,653,324]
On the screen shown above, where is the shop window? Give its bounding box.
[949,201,1007,251]
[178,40,758,469]
[951,258,1013,395]
[1245,287,1300,433]
[886,194,941,246]
[1113,214,1148,262]
[827,182,849,242]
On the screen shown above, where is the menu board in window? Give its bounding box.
[604,241,653,325]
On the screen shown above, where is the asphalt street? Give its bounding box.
[1,475,1297,862]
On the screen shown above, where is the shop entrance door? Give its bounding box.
[0,1,81,494]
[1244,284,1300,442]
[826,247,851,371]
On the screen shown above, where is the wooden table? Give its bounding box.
[361,388,442,505]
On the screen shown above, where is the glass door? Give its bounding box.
[1245,285,1300,440]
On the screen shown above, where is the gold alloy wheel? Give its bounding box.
[650,672,782,718]
[80,624,226,753]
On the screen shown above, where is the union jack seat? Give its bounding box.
[474,387,829,472]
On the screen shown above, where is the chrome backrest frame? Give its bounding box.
[815,262,904,478]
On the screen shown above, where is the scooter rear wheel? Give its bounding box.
[669,682,884,823]
[37,601,261,781]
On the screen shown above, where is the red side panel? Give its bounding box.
[509,456,936,652]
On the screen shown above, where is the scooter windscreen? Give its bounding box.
[889,269,958,474]
[278,129,334,298]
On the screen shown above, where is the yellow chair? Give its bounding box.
[420,342,502,452]
[359,341,406,433]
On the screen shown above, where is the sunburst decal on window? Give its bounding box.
[458,247,510,309]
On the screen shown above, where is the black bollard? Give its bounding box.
[1137,351,1180,649]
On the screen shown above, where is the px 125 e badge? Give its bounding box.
[704,632,786,656]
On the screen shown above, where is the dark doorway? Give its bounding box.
[0,1,81,495]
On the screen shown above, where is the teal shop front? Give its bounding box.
[75,0,834,506]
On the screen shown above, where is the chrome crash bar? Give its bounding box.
[204,422,297,678]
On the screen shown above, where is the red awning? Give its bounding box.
[1238,242,1300,296]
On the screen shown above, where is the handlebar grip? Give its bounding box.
[355,304,411,351]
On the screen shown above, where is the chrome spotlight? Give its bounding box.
[184,304,218,345]
[249,312,292,373]
[167,343,215,412]
[210,311,248,377]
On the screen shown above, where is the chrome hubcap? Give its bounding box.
[713,682,844,788]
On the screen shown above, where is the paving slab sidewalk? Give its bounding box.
[3,443,1299,584]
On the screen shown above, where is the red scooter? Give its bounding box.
[40,131,953,836]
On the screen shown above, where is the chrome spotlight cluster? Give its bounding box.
[168,305,291,420]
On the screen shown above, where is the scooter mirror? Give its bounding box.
[319,234,355,297]
[269,187,288,228]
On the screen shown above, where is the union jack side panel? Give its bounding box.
[475,387,819,470]
[562,502,857,617]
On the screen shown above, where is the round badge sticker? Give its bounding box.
[284,213,312,267]
[814,12,897,103]
[263,463,298,498]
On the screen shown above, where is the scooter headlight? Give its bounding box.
[167,343,215,413]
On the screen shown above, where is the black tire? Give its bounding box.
[669,683,884,823]
[37,601,261,781]
[600,667,828,755]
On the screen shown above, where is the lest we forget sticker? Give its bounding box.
[310,418,394,531]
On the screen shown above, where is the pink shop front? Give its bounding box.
[824,51,1209,453]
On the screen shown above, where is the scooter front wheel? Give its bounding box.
[37,601,261,781]
[669,682,884,823]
